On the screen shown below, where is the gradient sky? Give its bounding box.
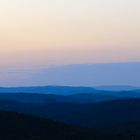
[0,0,140,86]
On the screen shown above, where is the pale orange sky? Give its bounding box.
[0,0,140,69]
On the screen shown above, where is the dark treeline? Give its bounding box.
[0,110,96,140]
[0,110,140,140]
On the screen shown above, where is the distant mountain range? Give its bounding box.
[1,62,140,87]
[0,85,140,94]
[95,85,140,91]
[31,62,140,86]
[0,86,96,95]
[0,92,121,103]
[0,85,140,103]
[0,85,139,136]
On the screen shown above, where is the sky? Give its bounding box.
[0,0,140,86]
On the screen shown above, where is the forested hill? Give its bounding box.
[0,110,97,140]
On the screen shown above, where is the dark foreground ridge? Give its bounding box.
[0,110,99,140]
[0,105,140,139]
[0,110,140,140]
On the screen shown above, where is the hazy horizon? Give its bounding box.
[0,62,140,87]
[0,0,140,86]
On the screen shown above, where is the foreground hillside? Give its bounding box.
[0,110,140,140]
[1,99,140,133]
[0,111,98,140]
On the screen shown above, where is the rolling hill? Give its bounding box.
[0,92,121,103]
[95,85,140,91]
[0,86,96,95]
[0,110,98,140]
[0,98,140,132]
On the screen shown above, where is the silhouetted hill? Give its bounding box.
[39,99,140,129]
[0,88,140,104]
[0,86,96,95]
[67,93,119,103]
[0,92,121,103]
[95,85,140,91]
[0,110,99,140]
[0,110,140,140]
[97,90,140,98]
[1,98,140,131]
[134,89,140,93]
